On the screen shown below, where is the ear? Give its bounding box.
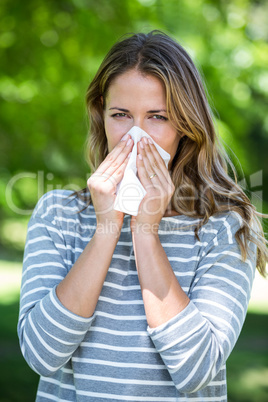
[100,95,104,108]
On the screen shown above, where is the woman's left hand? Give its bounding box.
[130,136,175,234]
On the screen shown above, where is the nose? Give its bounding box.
[132,118,146,133]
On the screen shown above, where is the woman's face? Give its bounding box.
[103,69,181,168]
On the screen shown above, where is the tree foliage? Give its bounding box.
[0,0,267,224]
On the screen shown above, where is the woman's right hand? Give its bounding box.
[87,134,133,231]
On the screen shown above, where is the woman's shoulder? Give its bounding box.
[31,189,95,223]
[200,210,244,246]
[163,210,243,233]
[208,210,243,230]
[160,210,243,249]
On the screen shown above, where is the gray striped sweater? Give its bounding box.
[18,190,256,401]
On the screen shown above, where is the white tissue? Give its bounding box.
[113,126,170,216]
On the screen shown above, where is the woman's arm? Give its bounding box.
[18,135,134,376]
[56,134,134,317]
[131,136,189,327]
[149,217,255,394]
[131,138,256,393]
[56,228,121,318]
[132,231,189,328]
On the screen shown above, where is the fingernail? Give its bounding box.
[128,152,132,158]
[143,137,148,144]
[127,138,132,146]
[138,154,142,160]
[120,134,129,141]
[140,141,144,149]
[148,138,153,144]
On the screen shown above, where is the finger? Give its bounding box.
[89,151,132,194]
[98,135,131,172]
[108,152,132,190]
[96,136,133,178]
[136,152,160,190]
[138,139,166,186]
[102,138,133,180]
[141,138,174,191]
[146,138,173,183]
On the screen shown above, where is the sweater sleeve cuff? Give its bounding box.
[147,301,207,353]
[32,286,95,344]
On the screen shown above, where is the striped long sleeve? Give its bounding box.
[18,193,94,376]
[18,190,256,401]
[148,214,256,393]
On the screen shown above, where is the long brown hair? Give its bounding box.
[79,30,267,276]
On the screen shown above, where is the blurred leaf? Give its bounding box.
[0,0,267,216]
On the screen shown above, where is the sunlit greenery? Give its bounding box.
[0,261,21,304]
[1,0,268,228]
[0,0,268,400]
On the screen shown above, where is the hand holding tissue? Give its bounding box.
[113,126,170,216]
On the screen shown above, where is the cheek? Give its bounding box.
[106,139,113,153]
[163,133,180,161]
[104,121,126,152]
[159,130,179,150]
[104,118,132,150]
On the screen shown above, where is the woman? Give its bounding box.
[18,31,267,401]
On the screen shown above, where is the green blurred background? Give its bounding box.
[0,0,267,401]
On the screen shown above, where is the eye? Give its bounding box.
[111,113,128,118]
[152,115,168,121]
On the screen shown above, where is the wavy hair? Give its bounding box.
[78,30,267,276]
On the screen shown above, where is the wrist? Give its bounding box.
[131,222,160,237]
[95,220,123,238]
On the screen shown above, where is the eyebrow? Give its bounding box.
[109,107,167,113]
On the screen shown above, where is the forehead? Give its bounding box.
[106,69,166,104]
